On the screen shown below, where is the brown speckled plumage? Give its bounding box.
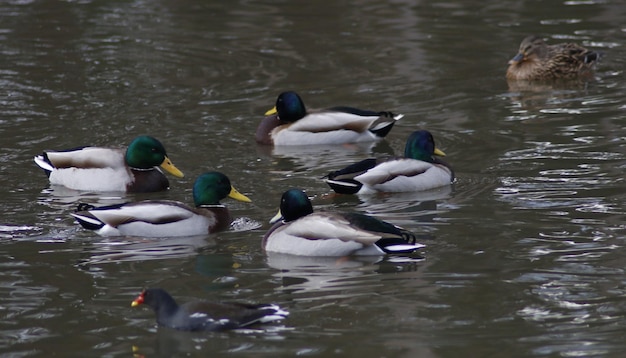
[506,36,600,81]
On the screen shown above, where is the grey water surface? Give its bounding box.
[1,0,626,357]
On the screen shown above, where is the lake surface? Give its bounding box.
[1,0,625,356]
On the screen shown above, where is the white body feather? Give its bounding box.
[46,147,126,168]
[35,147,134,191]
[50,167,133,192]
[72,202,217,237]
[265,235,385,256]
[272,129,379,146]
[265,214,390,256]
[271,112,400,146]
[354,158,452,194]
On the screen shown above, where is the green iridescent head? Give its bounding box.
[125,136,184,177]
[192,171,251,206]
[271,189,313,223]
[266,91,307,123]
[403,130,446,162]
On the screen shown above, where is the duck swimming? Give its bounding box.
[325,130,454,194]
[34,135,184,193]
[256,91,403,146]
[71,171,251,237]
[506,35,601,81]
[262,189,425,256]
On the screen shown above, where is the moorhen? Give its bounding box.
[131,288,289,331]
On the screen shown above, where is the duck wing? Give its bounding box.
[36,147,126,170]
[549,43,600,63]
[280,213,392,244]
[341,212,424,253]
[71,200,195,228]
[325,157,394,194]
[327,107,403,136]
[281,212,422,255]
[287,108,400,133]
[354,158,433,185]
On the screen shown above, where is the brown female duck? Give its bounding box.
[506,35,600,81]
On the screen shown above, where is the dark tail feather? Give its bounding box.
[584,51,602,64]
[33,153,54,178]
[71,214,104,231]
[76,203,96,212]
[327,158,377,180]
[368,112,402,138]
[398,228,419,244]
[71,203,105,230]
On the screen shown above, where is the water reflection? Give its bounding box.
[267,253,423,297]
[78,236,215,266]
[0,225,41,239]
[1,0,626,356]
[131,324,291,357]
[514,260,625,357]
[255,141,384,174]
[327,186,452,228]
[495,137,622,212]
[37,186,126,209]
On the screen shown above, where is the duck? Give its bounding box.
[256,91,403,146]
[262,189,425,256]
[34,135,184,193]
[131,288,288,332]
[506,35,601,81]
[70,171,251,237]
[324,130,454,194]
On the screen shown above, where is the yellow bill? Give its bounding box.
[229,186,252,203]
[160,156,184,178]
[269,209,283,224]
[265,106,277,116]
[434,148,446,157]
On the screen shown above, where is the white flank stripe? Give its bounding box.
[385,244,425,252]
[325,179,358,187]
[70,213,102,226]
[370,122,390,131]
[189,313,207,318]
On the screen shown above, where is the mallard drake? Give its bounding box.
[506,35,601,81]
[262,189,425,256]
[34,135,184,193]
[131,288,288,332]
[71,171,251,237]
[256,91,403,146]
[324,130,454,194]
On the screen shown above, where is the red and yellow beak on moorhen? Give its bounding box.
[131,290,146,307]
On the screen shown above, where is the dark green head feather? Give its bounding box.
[403,130,438,162]
[125,136,168,169]
[275,91,307,122]
[280,189,314,222]
[192,172,233,206]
